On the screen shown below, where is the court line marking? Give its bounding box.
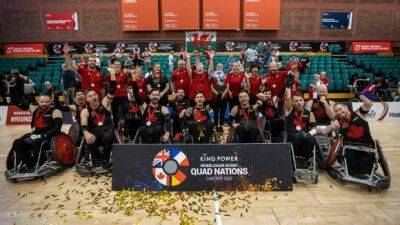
[213,192,223,225]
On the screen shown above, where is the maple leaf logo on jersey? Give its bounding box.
[314,107,327,118]
[264,108,276,119]
[347,124,364,140]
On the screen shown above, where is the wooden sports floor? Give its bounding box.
[0,121,399,225]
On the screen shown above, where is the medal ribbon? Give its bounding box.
[293,110,304,129]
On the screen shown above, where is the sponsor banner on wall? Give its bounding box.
[6,106,32,125]
[321,12,353,29]
[45,12,78,30]
[162,0,200,30]
[185,31,217,52]
[120,0,159,31]
[113,144,293,191]
[216,41,345,53]
[243,0,281,30]
[203,0,240,30]
[352,102,400,121]
[5,43,44,56]
[352,42,392,54]
[0,106,7,125]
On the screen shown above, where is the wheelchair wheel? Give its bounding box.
[376,140,391,189]
[51,133,77,167]
[6,148,16,171]
[67,122,81,146]
[325,136,343,167]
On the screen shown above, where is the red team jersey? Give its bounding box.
[249,76,262,97]
[225,72,245,97]
[171,69,190,95]
[78,66,105,99]
[189,71,213,101]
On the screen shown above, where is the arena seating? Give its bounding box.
[347,55,400,81]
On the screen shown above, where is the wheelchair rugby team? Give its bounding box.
[4,49,391,190]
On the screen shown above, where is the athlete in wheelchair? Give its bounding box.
[320,95,391,190]
[5,94,76,182]
[115,87,144,143]
[168,88,190,143]
[133,89,171,144]
[256,90,286,143]
[226,91,265,143]
[76,72,116,176]
[56,90,87,145]
[305,84,336,168]
[181,92,217,143]
[284,89,320,183]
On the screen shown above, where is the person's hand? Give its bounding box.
[209,51,215,59]
[330,120,340,131]
[261,78,267,85]
[319,95,327,103]
[84,132,96,144]
[186,52,191,59]
[285,88,291,98]
[232,123,240,129]
[162,133,169,143]
[171,92,176,100]
[257,93,265,100]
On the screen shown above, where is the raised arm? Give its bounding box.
[284,88,292,117]
[102,65,116,111]
[63,43,78,71]
[186,52,192,77]
[207,51,215,75]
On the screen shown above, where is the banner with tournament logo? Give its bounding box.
[185,31,217,52]
[352,102,400,121]
[5,106,32,125]
[5,43,44,56]
[352,42,392,54]
[112,143,293,191]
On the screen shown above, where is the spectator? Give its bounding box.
[227,53,235,70]
[61,63,77,105]
[263,41,273,65]
[168,51,175,72]
[124,54,133,69]
[245,47,257,70]
[146,64,170,105]
[94,54,102,70]
[142,47,152,69]
[205,45,212,65]
[179,47,186,61]
[300,53,310,73]
[23,77,35,105]
[210,63,227,131]
[6,69,28,106]
[320,71,329,86]
[0,73,8,105]
[133,48,143,67]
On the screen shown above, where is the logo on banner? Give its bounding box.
[6,106,32,125]
[152,148,189,186]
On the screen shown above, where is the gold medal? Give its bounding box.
[296,125,301,131]
[180,79,184,83]
[146,121,152,126]
[117,84,121,88]
[98,122,103,126]
[139,88,143,92]
[91,83,95,87]
[272,84,276,88]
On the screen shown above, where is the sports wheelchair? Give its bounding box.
[326,136,391,190]
[287,131,320,184]
[5,133,77,182]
